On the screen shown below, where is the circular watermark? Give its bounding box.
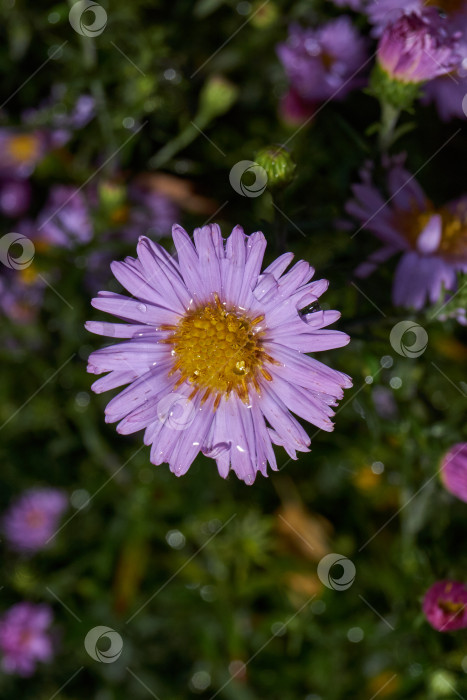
[69,0,107,37]
[317,553,356,591]
[157,392,196,431]
[389,320,428,358]
[462,93,467,118]
[0,232,35,270]
[84,626,123,663]
[229,160,268,198]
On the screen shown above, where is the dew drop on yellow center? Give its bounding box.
[163,295,275,407]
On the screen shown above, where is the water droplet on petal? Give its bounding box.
[137,303,147,313]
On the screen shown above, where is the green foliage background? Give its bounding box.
[0,0,466,698]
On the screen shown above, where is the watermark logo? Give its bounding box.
[317,553,356,591]
[157,392,196,431]
[69,0,107,37]
[84,626,123,663]
[462,93,467,118]
[390,321,428,358]
[229,160,268,198]
[0,232,35,270]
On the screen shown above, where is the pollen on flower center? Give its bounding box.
[163,295,274,407]
[437,598,466,615]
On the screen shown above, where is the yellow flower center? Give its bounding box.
[394,201,467,257]
[19,264,38,285]
[438,599,465,615]
[162,295,275,408]
[8,134,41,164]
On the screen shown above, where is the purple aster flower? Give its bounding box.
[86,225,352,484]
[346,159,467,311]
[377,11,461,84]
[0,602,54,676]
[0,178,31,218]
[441,443,467,502]
[277,18,368,103]
[366,0,467,35]
[423,580,467,631]
[36,185,93,248]
[3,488,68,552]
[422,12,467,120]
[0,129,47,180]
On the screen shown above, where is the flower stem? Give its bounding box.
[379,101,400,153]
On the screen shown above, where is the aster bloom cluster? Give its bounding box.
[0,603,55,676]
[2,488,68,553]
[277,18,368,123]
[347,158,467,312]
[86,224,352,484]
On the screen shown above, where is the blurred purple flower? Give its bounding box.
[366,0,467,35]
[423,580,467,631]
[0,179,31,218]
[441,442,467,502]
[123,182,179,241]
[377,11,461,84]
[346,158,467,311]
[0,130,47,180]
[366,0,422,34]
[55,94,95,130]
[0,264,45,325]
[3,488,68,552]
[37,185,93,248]
[0,603,54,676]
[22,91,95,146]
[423,12,467,120]
[277,18,368,103]
[86,224,351,484]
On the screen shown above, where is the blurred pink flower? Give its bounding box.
[377,11,461,84]
[423,580,467,631]
[441,443,467,502]
[3,488,68,552]
[0,603,54,676]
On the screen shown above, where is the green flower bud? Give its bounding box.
[254,145,296,190]
[198,76,239,121]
